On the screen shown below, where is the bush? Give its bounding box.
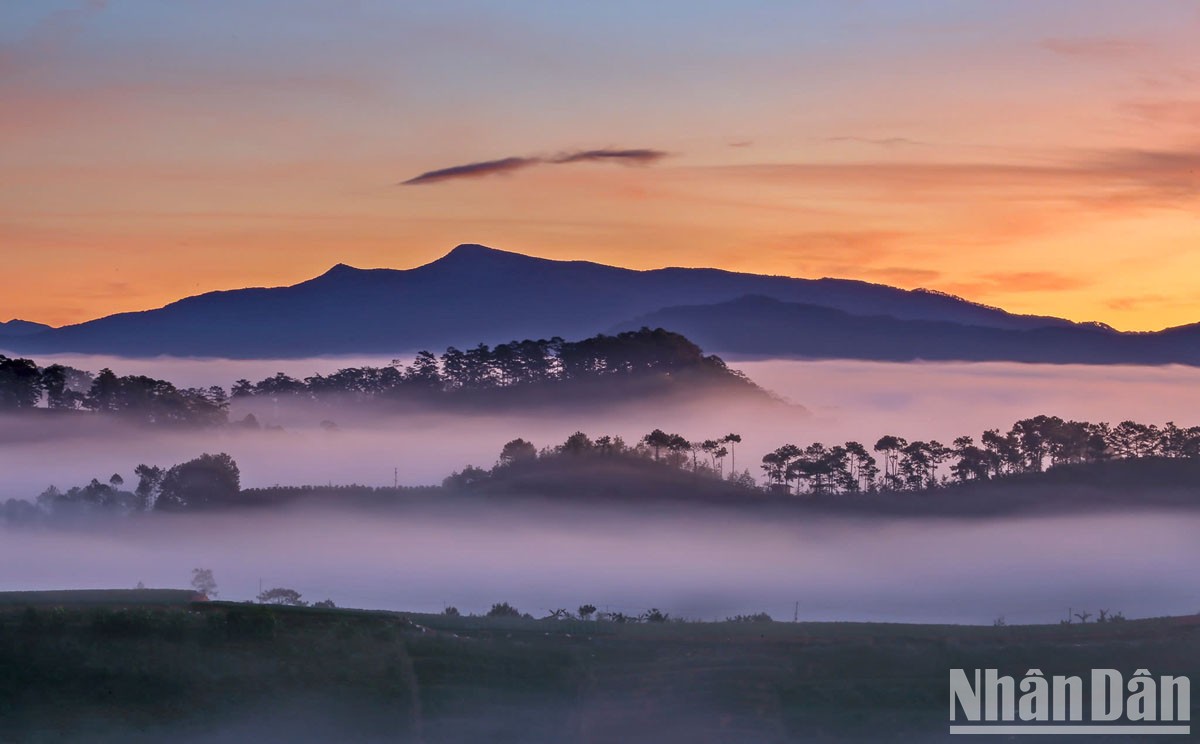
[727,612,773,623]
[487,602,521,618]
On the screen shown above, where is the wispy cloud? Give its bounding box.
[1040,37,1147,59]
[708,145,1200,210]
[401,148,668,185]
[826,136,927,147]
[1120,99,1200,126]
[400,157,539,185]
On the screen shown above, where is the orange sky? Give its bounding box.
[2,1,1199,330]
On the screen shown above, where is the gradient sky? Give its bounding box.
[2,0,1198,330]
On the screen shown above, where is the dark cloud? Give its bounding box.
[400,157,538,185]
[401,148,668,185]
[549,148,667,165]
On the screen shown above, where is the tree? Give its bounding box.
[84,368,121,412]
[442,465,489,488]
[841,441,878,492]
[761,444,800,490]
[0,355,43,409]
[41,364,90,409]
[578,604,597,620]
[404,351,443,389]
[486,602,521,618]
[723,433,742,473]
[561,431,594,456]
[873,435,907,488]
[109,473,124,488]
[133,464,164,511]
[950,435,993,482]
[498,438,537,466]
[191,568,218,598]
[155,453,241,510]
[642,429,672,462]
[257,587,306,606]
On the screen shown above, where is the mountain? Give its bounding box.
[615,295,1200,365]
[0,319,53,337]
[1,244,1096,358]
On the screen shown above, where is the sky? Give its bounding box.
[2,0,1198,331]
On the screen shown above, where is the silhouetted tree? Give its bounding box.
[191,568,218,598]
[642,429,672,462]
[257,587,306,606]
[133,464,164,511]
[498,438,537,466]
[0,355,43,409]
[155,453,241,510]
[486,602,521,618]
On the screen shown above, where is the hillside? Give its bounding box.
[1,597,1196,742]
[617,295,1200,364]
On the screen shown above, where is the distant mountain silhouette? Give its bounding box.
[0,319,52,337]
[615,295,1200,365]
[1,244,1102,358]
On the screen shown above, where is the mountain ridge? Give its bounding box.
[614,295,1200,365]
[0,244,1170,360]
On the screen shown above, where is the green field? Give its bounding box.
[1,590,1197,742]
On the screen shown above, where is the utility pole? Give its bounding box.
[394,468,398,489]
[793,601,799,623]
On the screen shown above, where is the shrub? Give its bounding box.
[487,602,521,618]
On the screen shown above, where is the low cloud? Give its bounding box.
[401,148,668,185]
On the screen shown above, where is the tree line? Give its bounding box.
[759,415,1200,495]
[0,354,228,425]
[230,327,744,402]
[3,453,242,523]
[7,415,1198,525]
[0,328,745,423]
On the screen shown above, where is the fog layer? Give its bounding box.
[4,358,1200,497]
[2,504,1195,626]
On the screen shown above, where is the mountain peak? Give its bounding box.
[436,244,531,263]
[313,263,364,280]
[0,318,53,336]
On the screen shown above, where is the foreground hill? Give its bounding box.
[3,244,1086,358]
[1,596,1196,742]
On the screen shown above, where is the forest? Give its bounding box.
[0,328,751,425]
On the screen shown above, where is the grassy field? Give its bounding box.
[1,590,1197,742]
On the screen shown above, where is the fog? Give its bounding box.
[2,503,1196,626]
[5,356,1200,497]
[3,356,1199,625]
